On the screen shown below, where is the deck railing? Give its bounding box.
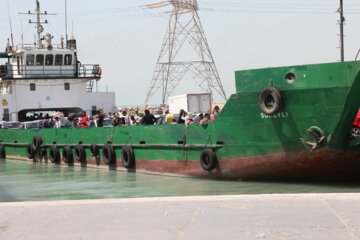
[0,64,101,79]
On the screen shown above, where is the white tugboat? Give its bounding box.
[0,0,115,122]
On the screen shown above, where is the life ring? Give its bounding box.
[27,143,36,159]
[74,144,86,162]
[62,145,73,164]
[121,146,135,169]
[49,145,60,164]
[94,66,102,75]
[259,86,282,115]
[102,144,115,165]
[32,135,43,150]
[90,144,99,156]
[200,148,218,171]
[0,144,5,159]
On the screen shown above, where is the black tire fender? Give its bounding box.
[200,148,218,171]
[32,135,43,150]
[39,145,47,158]
[121,146,135,169]
[62,145,73,163]
[26,143,36,159]
[259,86,282,115]
[0,144,5,159]
[90,144,99,156]
[49,145,60,164]
[74,144,86,162]
[102,144,115,165]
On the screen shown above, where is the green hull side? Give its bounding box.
[228,60,360,153]
[1,124,216,162]
[235,61,360,93]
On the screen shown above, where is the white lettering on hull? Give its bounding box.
[260,112,289,119]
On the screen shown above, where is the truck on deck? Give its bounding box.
[168,93,211,114]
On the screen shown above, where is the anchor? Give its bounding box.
[300,126,325,152]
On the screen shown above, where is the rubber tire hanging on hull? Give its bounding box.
[74,145,86,162]
[258,86,282,115]
[0,144,5,159]
[27,143,36,159]
[121,146,135,169]
[32,135,43,150]
[90,144,99,156]
[49,145,60,164]
[40,145,47,158]
[200,148,218,171]
[103,144,115,165]
[62,146,73,164]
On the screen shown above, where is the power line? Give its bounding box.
[48,2,360,20]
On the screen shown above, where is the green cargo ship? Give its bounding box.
[1,1,360,180]
[2,60,360,180]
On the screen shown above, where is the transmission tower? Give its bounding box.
[144,0,227,105]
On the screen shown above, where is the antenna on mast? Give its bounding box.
[144,0,227,105]
[65,0,68,42]
[6,0,14,47]
[338,0,345,62]
[19,0,56,48]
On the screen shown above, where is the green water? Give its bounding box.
[1,160,360,202]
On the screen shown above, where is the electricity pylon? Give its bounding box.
[144,0,227,105]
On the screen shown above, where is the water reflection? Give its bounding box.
[0,160,360,202]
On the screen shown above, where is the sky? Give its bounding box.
[0,0,359,106]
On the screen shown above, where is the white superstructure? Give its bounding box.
[0,0,115,122]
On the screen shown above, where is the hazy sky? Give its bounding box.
[0,0,359,106]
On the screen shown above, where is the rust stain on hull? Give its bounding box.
[83,149,360,181]
[8,149,360,181]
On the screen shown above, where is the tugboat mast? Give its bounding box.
[35,0,42,48]
[19,0,55,48]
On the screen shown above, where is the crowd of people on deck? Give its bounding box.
[164,105,220,126]
[0,106,222,129]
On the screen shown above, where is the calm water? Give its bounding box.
[1,159,360,202]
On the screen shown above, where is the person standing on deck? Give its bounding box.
[0,117,7,128]
[177,109,186,124]
[200,113,210,126]
[120,110,130,126]
[210,105,220,122]
[95,110,104,127]
[53,117,61,128]
[129,115,138,125]
[164,110,175,124]
[77,111,89,128]
[141,109,156,125]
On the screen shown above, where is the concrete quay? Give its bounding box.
[1,193,360,240]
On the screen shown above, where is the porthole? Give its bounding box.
[285,72,296,84]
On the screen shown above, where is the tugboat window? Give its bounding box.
[45,54,54,65]
[64,83,70,90]
[55,54,63,65]
[64,54,72,65]
[26,55,35,65]
[36,55,44,65]
[30,83,36,91]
